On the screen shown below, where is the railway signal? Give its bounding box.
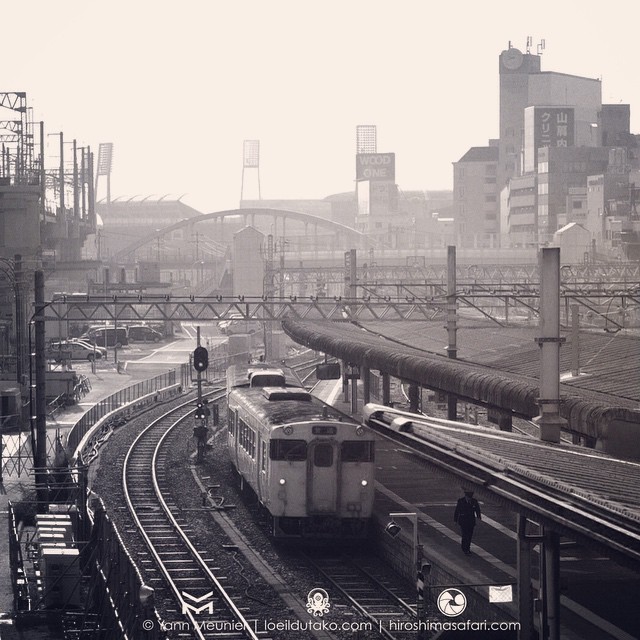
[195,402,206,420]
[193,346,209,372]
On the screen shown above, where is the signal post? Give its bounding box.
[192,327,209,461]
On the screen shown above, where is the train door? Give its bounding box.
[307,441,338,513]
[257,437,266,497]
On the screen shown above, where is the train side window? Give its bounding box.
[270,439,307,461]
[314,443,333,467]
[228,409,236,435]
[341,441,374,462]
[239,419,248,450]
[261,441,267,471]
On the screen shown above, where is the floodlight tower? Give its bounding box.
[95,142,113,209]
[240,139,261,202]
[356,124,377,154]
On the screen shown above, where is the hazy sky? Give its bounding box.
[3,0,638,212]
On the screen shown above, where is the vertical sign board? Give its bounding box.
[370,181,391,216]
[357,180,370,216]
[356,153,396,218]
[534,107,574,164]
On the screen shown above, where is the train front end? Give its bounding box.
[266,416,375,539]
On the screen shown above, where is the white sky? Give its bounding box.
[3,0,638,212]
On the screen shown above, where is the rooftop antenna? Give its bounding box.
[537,39,546,55]
[526,36,532,54]
[508,40,512,49]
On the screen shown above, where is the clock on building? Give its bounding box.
[502,48,524,70]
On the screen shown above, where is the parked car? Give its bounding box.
[81,326,129,348]
[127,325,163,343]
[46,339,107,362]
[218,314,261,335]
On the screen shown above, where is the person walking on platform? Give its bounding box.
[454,489,482,555]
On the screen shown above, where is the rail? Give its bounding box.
[122,388,260,639]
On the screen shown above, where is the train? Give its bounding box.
[226,363,376,538]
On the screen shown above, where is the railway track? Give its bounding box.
[302,553,418,640]
[123,387,266,640]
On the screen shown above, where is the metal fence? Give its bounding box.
[77,500,163,639]
[66,364,190,456]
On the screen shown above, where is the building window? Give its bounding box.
[485,195,497,202]
[485,177,496,184]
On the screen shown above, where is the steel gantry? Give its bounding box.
[45,295,447,324]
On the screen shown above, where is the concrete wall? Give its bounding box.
[0,186,41,257]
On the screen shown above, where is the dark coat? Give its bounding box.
[454,496,482,527]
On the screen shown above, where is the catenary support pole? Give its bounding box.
[534,248,566,442]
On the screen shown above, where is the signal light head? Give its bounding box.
[193,346,209,372]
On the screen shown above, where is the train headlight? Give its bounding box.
[355,426,365,436]
[279,478,286,485]
[283,426,293,435]
[361,480,368,487]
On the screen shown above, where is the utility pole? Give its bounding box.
[14,254,23,387]
[34,270,48,511]
[446,246,458,420]
[87,146,96,229]
[196,326,202,403]
[59,132,65,219]
[73,139,79,225]
[39,122,45,222]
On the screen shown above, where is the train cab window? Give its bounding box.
[314,443,333,467]
[341,441,375,462]
[270,439,307,461]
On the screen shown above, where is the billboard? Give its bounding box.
[356,153,395,181]
[534,107,574,155]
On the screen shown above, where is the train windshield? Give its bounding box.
[270,439,307,461]
[341,441,375,462]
